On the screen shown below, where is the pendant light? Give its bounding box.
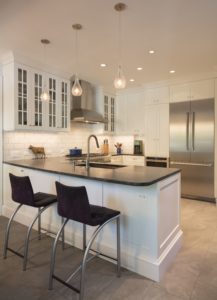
[71,24,82,96]
[114,2,127,89]
[40,39,50,101]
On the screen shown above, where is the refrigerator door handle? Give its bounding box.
[192,112,195,151]
[186,112,190,150]
[170,161,213,167]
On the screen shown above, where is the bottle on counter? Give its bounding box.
[103,139,109,155]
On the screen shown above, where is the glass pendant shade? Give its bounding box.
[114,65,126,89]
[72,76,82,96]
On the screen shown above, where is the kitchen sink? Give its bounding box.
[76,162,126,169]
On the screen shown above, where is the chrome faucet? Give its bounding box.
[86,134,99,169]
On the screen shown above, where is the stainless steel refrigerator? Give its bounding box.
[169,98,215,202]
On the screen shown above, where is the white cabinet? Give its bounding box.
[3,62,70,131]
[111,155,145,166]
[116,92,145,135]
[145,104,169,157]
[144,86,169,105]
[170,79,214,103]
[116,94,128,134]
[104,94,116,133]
[122,155,145,166]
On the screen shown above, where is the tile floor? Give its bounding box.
[0,199,217,300]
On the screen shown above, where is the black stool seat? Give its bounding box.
[89,205,120,226]
[3,173,62,271]
[49,181,121,300]
[34,192,57,207]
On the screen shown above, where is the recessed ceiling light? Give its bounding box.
[129,79,135,82]
[100,63,107,67]
[137,67,143,71]
[149,50,155,54]
[169,70,175,74]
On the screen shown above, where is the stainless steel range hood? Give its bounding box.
[70,79,107,124]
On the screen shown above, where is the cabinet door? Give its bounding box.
[57,80,70,131]
[47,75,58,129]
[145,106,159,156]
[190,79,214,100]
[15,65,31,129]
[126,93,145,135]
[170,84,190,103]
[145,104,169,157]
[104,94,116,133]
[116,94,128,134]
[145,86,169,105]
[30,70,45,128]
[158,104,169,157]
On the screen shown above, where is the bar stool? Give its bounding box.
[3,173,62,271]
[49,181,121,300]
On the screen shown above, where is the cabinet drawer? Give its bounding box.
[122,156,145,166]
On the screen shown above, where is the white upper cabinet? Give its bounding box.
[3,61,70,131]
[116,92,145,135]
[190,79,214,100]
[170,79,214,103]
[104,94,116,133]
[144,86,169,105]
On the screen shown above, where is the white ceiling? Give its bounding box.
[1,0,217,91]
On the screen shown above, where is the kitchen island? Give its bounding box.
[3,158,182,281]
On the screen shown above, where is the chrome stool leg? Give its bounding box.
[49,218,68,290]
[117,216,121,277]
[61,217,65,250]
[38,208,41,240]
[23,204,53,271]
[3,204,23,259]
[79,215,120,300]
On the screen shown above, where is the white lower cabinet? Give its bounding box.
[111,155,145,166]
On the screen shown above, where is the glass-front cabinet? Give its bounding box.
[48,76,57,129]
[104,94,115,133]
[60,81,68,129]
[33,72,43,127]
[3,62,70,131]
[17,67,28,127]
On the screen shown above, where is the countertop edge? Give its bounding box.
[3,160,180,186]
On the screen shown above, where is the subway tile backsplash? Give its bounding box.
[3,128,137,160]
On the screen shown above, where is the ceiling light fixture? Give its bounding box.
[170,70,175,74]
[137,67,143,71]
[149,50,155,54]
[114,2,127,89]
[71,24,82,97]
[129,79,135,82]
[100,63,107,67]
[40,39,50,101]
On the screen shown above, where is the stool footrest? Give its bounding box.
[89,248,118,262]
[6,247,24,258]
[52,274,80,294]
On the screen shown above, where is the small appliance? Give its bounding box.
[134,140,143,154]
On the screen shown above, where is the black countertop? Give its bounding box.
[4,158,180,186]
